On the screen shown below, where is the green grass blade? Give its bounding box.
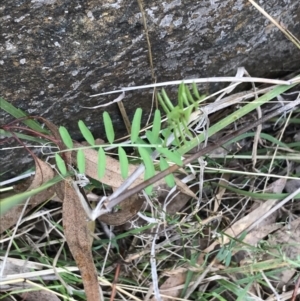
[131,108,142,143]
[78,120,95,146]
[97,147,106,179]
[103,111,115,144]
[55,153,67,176]
[118,146,128,179]
[59,126,73,149]
[0,97,48,134]
[0,129,50,144]
[0,175,64,216]
[77,149,85,174]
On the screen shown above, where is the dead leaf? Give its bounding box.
[62,178,103,301]
[20,290,61,301]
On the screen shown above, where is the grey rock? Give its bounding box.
[1,0,300,181]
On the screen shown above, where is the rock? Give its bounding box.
[1,0,300,180]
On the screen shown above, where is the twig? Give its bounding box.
[90,77,295,97]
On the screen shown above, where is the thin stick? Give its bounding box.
[90,77,295,97]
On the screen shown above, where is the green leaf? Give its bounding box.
[192,82,200,99]
[138,147,155,194]
[159,157,175,187]
[146,130,160,145]
[103,111,115,143]
[185,84,194,104]
[118,147,128,179]
[158,92,170,114]
[135,137,153,155]
[161,88,174,111]
[77,149,85,174]
[78,120,95,146]
[59,126,73,149]
[131,108,142,143]
[152,109,161,141]
[55,153,67,175]
[97,147,106,179]
[178,82,188,108]
[157,147,183,166]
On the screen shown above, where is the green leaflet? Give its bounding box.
[185,84,194,104]
[159,157,175,188]
[146,130,160,145]
[161,88,173,112]
[77,149,85,174]
[178,82,188,107]
[59,126,73,149]
[103,111,115,143]
[138,147,155,194]
[159,89,173,114]
[152,109,161,141]
[157,147,183,166]
[135,137,153,155]
[55,153,67,176]
[131,108,142,143]
[192,82,200,99]
[118,146,128,179]
[97,147,106,179]
[78,120,95,146]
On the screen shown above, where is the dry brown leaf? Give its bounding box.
[174,178,198,200]
[20,290,61,301]
[0,158,57,234]
[62,178,103,301]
